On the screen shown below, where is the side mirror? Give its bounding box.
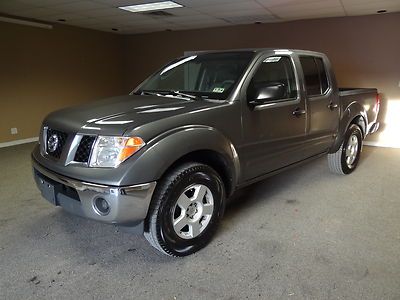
[248,82,286,106]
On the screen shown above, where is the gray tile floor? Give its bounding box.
[1,143,399,299]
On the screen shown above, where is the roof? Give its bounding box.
[185,48,325,57]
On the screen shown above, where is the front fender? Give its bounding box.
[119,125,240,186]
[330,101,367,153]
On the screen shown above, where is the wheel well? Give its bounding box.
[161,150,234,197]
[350,115,366,138]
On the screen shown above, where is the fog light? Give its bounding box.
[93,197,110,216]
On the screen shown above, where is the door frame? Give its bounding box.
[237,52,309,181]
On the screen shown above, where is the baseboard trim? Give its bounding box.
[364,141,400,149]
[364,141,380,147]
[0,137,39,148]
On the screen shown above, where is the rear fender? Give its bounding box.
[330,101,367,153]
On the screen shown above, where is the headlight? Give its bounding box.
[89,136,145,168]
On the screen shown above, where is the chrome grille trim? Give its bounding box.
[65,135,83,165]
[40,125,98,166]
[44,128,68,159]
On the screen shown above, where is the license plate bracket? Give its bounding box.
[35,174,58,205]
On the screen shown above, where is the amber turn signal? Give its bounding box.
[118,137,145,162]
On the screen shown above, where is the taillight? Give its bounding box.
[374,93,381,113]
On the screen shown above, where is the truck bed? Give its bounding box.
[338,87,379,135]
[338,87,377,96]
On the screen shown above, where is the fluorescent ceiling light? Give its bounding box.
[119,1,183,13]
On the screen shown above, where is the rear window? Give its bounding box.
[300,56,329,96]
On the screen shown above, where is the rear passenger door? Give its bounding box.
[299,56,339,154]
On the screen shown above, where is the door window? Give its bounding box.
[300,56,329,96]
[247,56,297,101]
[315,58,329,93]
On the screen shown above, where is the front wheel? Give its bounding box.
[144,162,225,256]
[328,124,363,175]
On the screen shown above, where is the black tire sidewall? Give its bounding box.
[157,165,225,256]
[340,124,362,174]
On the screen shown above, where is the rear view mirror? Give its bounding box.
[248,82,286,106]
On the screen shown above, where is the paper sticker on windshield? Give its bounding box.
[213,87,225,93]
[264,56,281,63]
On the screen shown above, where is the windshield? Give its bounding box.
[137,52,254,100]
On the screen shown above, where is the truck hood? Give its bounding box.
[44,94,221,136]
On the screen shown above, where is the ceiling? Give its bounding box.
[0,0,399,34]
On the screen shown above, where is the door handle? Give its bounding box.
[292,108,306,117]
[328,102,338,110]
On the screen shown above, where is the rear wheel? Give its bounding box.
[328,124,363,175]
[144,162,225,256]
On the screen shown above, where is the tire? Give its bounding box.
[144,162,225,257]
[328,124,363,175]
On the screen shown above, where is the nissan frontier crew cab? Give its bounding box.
[32,49,380,256]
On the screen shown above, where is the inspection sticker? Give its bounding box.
[264,56,281,63]
[213,87,225,93]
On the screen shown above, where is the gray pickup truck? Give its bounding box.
[32,49,380,256]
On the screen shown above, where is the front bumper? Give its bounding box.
[32,158,156,226]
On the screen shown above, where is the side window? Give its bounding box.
[300,56,329,96]
[248,56,297,101]
[315,58,329,93]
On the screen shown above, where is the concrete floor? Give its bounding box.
[0,143,399,299]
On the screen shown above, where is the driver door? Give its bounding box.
[240,55,308,181]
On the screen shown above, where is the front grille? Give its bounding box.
[74,135,96,163]
[46,128,68,159]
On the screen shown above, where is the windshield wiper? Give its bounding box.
[138,90,202,101]
[136,90,160,97]
[167,90,201,100]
